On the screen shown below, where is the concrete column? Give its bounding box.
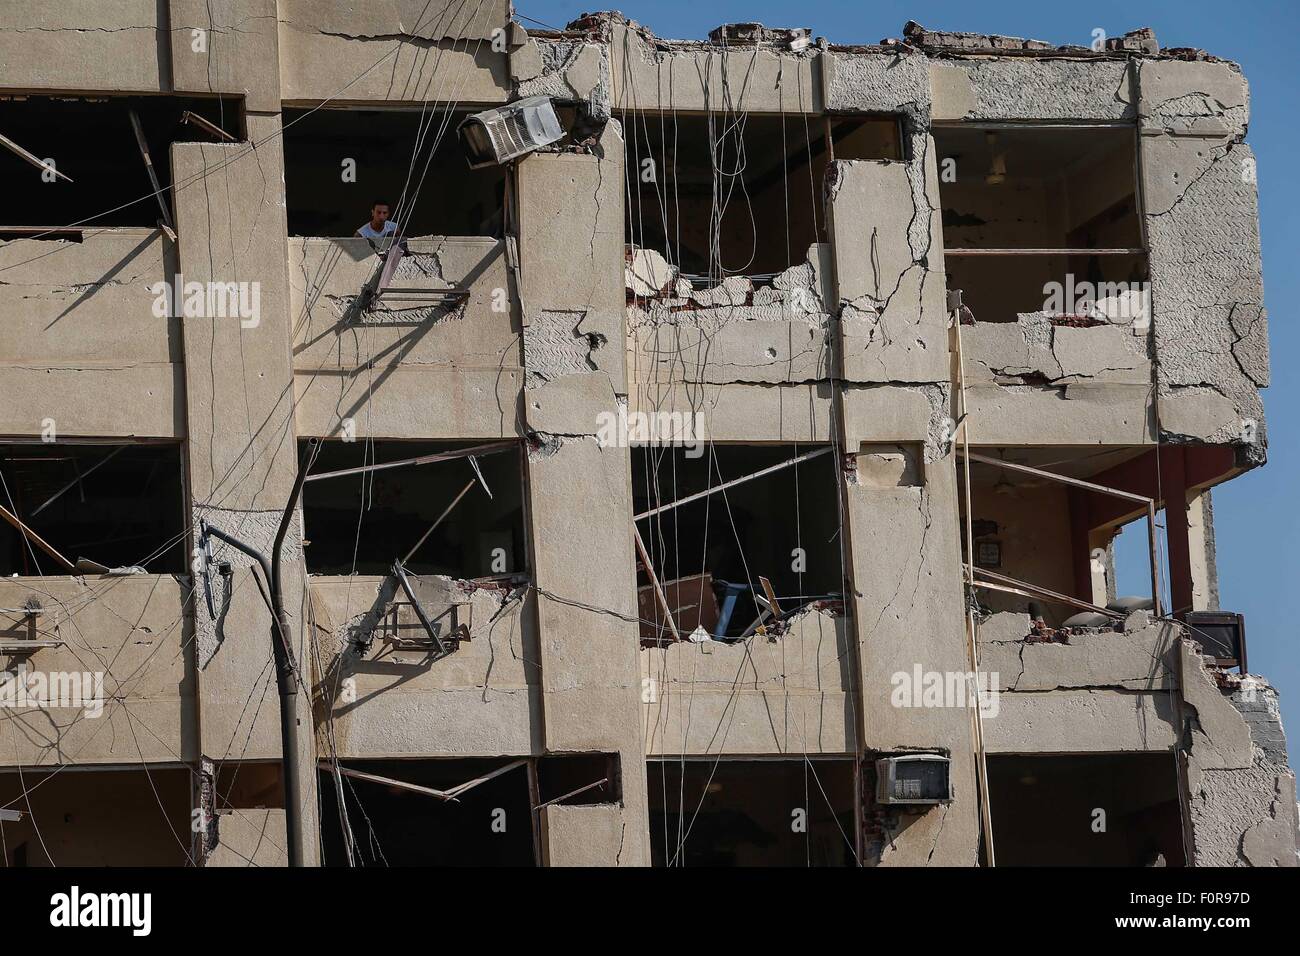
[1160,447,1194,618]
[515,125,651,866]
[1186,489,1219,612]
[1068,488,1094,602]
[1137,58,1268,455]
[172,113,317,866]
[827,148,980,864]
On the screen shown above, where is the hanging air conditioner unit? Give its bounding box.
[876,754,952,805]
[459,96,564,168]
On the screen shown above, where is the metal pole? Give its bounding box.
[270,437,318,868]
[199,520,301,865]
[200,436,318,867]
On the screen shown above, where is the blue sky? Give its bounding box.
[515,1,1300,735]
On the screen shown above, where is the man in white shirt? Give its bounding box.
[356,199,398,241]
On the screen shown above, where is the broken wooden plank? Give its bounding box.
[443,758,529,799]
[30,446,126,517]
[758,576,784,618]
[401,478,478,566]
[633,527,682,643]
[305,440,516,483]
[0,131,73,182]
[317,758,529,803]
[0,503,76,572]
[128,109,174,232]
[635,446,832,520]
[532,777,610,812]
[969,567,1124,620]
[181,110,236,143]
[319,764,460,801]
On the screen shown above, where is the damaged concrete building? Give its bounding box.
[0,4,1294,867]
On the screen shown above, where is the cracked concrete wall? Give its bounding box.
[930,58,1135,122]
[837,382,977,865]
[191,509,297,756]
[518,126,627,435]
[986,690,1177,752]
[1179,642,1298,865]
[290,236,524,439]
[642,607,856,755]
[978,611,1178,692]
[277,0,510,104]
[959,307,1157,447]
[970,619,1298,861]
[513,33,611,120]
[0,0,170,92]
[961,381,1156,445]
[0,575,194,767]
[830,160,948,384]
[0,0,281,105]
[626,381,835,443]
[516,121,651,866]
[308,574,539,757]
[173,122,297,511]
[844,456,979,865]
[824,51,949,388]
[192,509,318,862]
[0,230,184,438]
[542,803,631,866]
[605,14,821,114]
[205,807,287,866]
[170,0,281,112]
[624,245,837,442]
[977,592,1182,758]
[963,314,1151,387]
[1138,60,1268,454]
[627,244,835,388]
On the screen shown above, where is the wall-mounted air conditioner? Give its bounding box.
[875,753,952,805]
[458,96,564,168]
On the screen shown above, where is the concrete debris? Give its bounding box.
[902,21,1055,53]
[708,23,812,51]
[1107,28,1159,55]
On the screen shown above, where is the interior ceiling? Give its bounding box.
[935,125,1132,181]
[967,445,1149,487]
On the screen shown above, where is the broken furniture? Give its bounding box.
[636,571,840,645]
[355,241,471,315]
[636,571,719,644]
[386,560,470,656]
[356,240,473,316]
